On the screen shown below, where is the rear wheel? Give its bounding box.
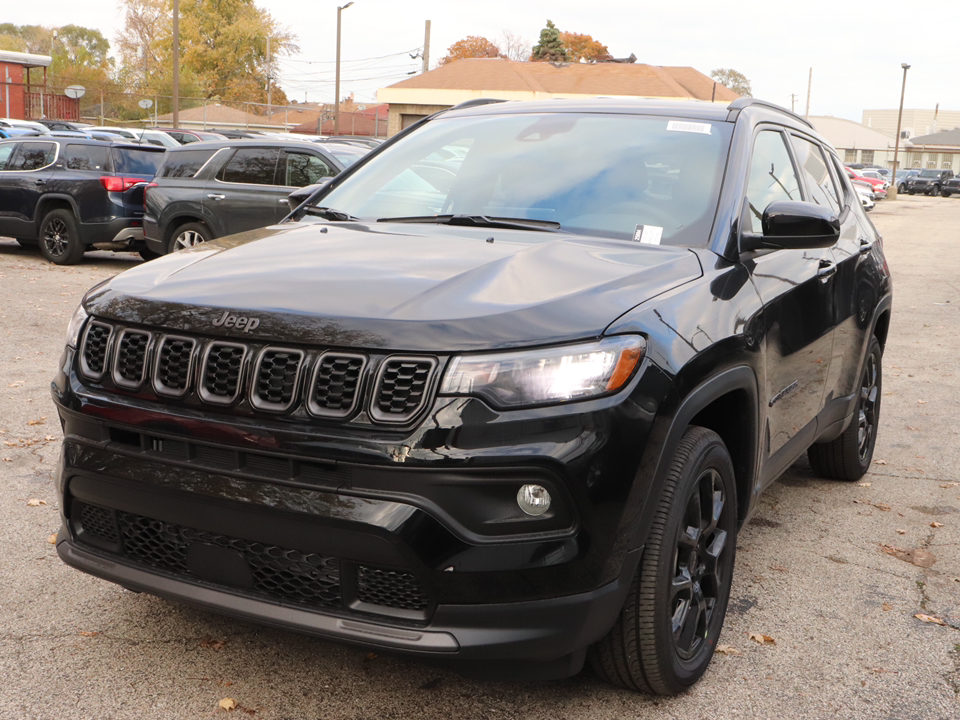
[167,222,212,253]
[39,209,85,265]
[590,427,737,694]
[808,336,882,480]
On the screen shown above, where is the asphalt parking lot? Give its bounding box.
[1,196,958,719]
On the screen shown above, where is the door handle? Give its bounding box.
[817,259,837,281]
[278,197,291,204]
[206,193,225,201]
[34,179,46,186]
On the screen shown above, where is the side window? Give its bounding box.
[218,148,280,185]
[0,142,17,171]
[63,144,110,171]
[829,156,856,205]
[744,130,801,233]
[282,151,336,187]
[160,149,216,178]
[790,136,841,214]
[8,142,57,171]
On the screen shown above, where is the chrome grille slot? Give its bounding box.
[371,357,437,423]
[308,353,366,417]
[112,329,152,389]
[199,342,247,404]
[154,336,196,397]
[80,320,113,380]
[251,347,304,412]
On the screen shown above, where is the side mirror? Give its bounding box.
[741,200,840,252]
[286,179,331,212]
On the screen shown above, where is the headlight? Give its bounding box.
[65,303,88,348]
[440,336,646,408]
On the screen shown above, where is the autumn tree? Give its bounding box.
[531,20,569,62]
[438,36,501,65]
[710,68,751,97]
[559,32,608,62]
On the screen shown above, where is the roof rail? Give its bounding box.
[726,97,813,129]
[448,98,507,111]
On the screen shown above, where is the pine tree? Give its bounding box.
[531,20,569,62]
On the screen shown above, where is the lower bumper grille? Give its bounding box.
[73,501,429,618]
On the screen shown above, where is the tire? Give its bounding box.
[808,336,882,481]
[941,190,951,198]
[167,222,212,253]
[897,183,906,193]
[138,247,162,262]
[589,426,737,695]
[929,185,939,196]
[907,190,915,195]
[39,209,86,265]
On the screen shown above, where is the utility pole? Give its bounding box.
[804,68,812,119]
[889,63,911,200]
[172,0,180,129]
[266,35,272,119]
[334,2,354,137]
[790,93,797,113]
[422,20,431,73]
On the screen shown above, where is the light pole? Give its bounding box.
[334,1,354,136]
[889,63,910,200]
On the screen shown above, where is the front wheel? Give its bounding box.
[808,336,882,480]
[39,209,85,265]
[167,222,212,253]
[941,190,951,198]
[590,427,737,694]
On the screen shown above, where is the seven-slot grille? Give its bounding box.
[76,319,437,423]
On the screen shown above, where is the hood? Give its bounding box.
[86,222,703,352]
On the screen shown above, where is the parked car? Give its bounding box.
[143,139,346,254]
[940,174,960,197]
[853,181,875,210]
[857,169,889,189]
[0,136,166,264]
[894,169,920,192]
[902,168,955,195]
[152,127,228,145]
[0,126,45,138]
[38,120,89,132]
[53,97,891,694]
[844,166,886,198]
[0,118,50,133]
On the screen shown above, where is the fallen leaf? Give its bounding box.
[3,441,15,446]
[2,458,10,462]
[882,602,893,611]
[47,533,57,545]
[875,459,887,465]
[200,638,225,651]
[906,426,919,431]
[26,418,45,426]
[44,435,55,441]
[931,522,944,528]
[917,400,927,404]
[78,631,99,637]
[219,698,237,711]
[770,565,788,573]
[365,652,378,660]
[940,483,959,489]
[716,644,742,655]
[914,613,947,626]
[858,482,872,487]
[26,498,47,506]
[748,632,776,645]
[896,529,906,535]
[880,545,937,568]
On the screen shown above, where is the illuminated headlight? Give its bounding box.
[440,336,646,408]
[65,303,89,348]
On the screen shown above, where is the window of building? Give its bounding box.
[844,149,855,163]
[860,150,874,164]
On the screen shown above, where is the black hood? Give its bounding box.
[85,222,703,352]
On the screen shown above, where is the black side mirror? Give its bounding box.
[741,200,840,252]
[286,179,331,212]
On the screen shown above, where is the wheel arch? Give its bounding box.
[163,214,213,246]
[35,195,79,229]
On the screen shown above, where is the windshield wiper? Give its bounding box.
[377,214,562,232]
[304,206,358,221]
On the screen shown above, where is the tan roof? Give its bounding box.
[384,58,739,101]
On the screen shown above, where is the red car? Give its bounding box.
[845,167,887,198]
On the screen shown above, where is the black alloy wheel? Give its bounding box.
[39,209,85,265]
[808,335,882,480]
[590,426,737,694]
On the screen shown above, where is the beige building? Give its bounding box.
[377,57,739,137]
[861,108,960,140]
[808,116,910,169]
[899,129,960,170]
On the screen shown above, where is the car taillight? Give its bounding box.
[144,181,158,209]
[100,176,147,192]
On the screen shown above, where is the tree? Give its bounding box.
[559,32,608,62]
[710,68,751,97]
[499,31,530,62]
[531,20,569,62]
[438,36,501,65]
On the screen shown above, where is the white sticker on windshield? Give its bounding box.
[633,225,663,245]
[666,120,712,135]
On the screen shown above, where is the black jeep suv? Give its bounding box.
[902,168,954,195]
[52,98,891,694]
[0,136,166,264]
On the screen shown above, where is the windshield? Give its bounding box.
[316,112,733,246]
[919,170,941,178]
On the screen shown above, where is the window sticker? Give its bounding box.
[633,225,663,245]
[666,120,712,135]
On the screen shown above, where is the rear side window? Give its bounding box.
[113,148,166,176]
[8,142,57,171]
[219,148,280,185]
[790,136,841,214]
[160,149,216,178]
[282,151,336,187]
[63,144,110,171]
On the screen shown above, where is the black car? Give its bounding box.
[903,168,954,195]
[52,97,891,694]
[143,140,346,254]
[0,136,166,264]
[939,173,960,197]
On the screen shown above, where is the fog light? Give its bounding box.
[517,484,551,516]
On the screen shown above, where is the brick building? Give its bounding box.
[0,49,52,119]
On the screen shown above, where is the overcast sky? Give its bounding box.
[5,0,954,123]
